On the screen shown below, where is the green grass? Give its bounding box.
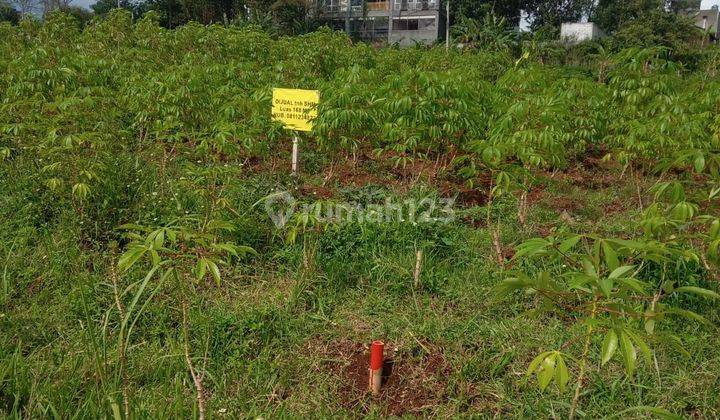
[1,156,718,418]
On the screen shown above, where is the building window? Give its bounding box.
[392,17,435,30]
[418,18,435,29]
[393,19,418,30]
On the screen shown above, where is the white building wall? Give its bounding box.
[560,22,604,44]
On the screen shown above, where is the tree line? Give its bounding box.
[0,0,706,44]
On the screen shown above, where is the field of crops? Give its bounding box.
[1,10,720,418]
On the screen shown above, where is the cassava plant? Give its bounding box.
[493,231,718,419]
[455,143,526,265]
[118,218,254,419]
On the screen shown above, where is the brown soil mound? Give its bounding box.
[313,338,450,416]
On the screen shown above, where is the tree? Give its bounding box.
[591,0,698,34]
[452,12,518,52]
[450,0,524,27]
[524,0,595,30]
[60,5,93,25]
[9,0,35,16]
[91,0,135,16]
[140,0,248,27]
[1,0,19,23]
[40,0,72,16]
[269,0,308,34]
[665,0,700,13]
[611,9,702,54]
[592,0,661,33]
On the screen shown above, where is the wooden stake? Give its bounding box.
[413,249,423,289]
[518,190,528,226]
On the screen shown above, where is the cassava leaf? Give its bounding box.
[206,259,221,286]
[554,353,569,393]
[673,286,719,300]
[537,354,556,391]
[601,240,619,272]
[608,265,635,279]
[601,329,618,365]
[619,330,637,376]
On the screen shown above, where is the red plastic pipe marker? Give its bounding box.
[369,340,384,395]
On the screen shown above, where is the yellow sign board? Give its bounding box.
[271,88,320,132]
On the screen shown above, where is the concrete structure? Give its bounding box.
[689,6,720,40]
[560,22,605,44]
[319,0,444,46]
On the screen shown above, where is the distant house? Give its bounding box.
[318,0,446,46]
[689,6,720,40]
[560,22,605,44]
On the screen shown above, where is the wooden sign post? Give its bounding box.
[292,135,299,175]
[271,88,320,176]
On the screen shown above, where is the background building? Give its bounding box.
[560,22,605,44]
[689,6,720,40]
[319,0,445,46]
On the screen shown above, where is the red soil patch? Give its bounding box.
[501,245,515,260]
[243,153,285,174]
[534,225,554,237]
[582,156,606,170]
[325,153,403,190]
[390,157,439,180]
[319,153,493,210]
[461,215,485,228]
[551,196,581,213]
[437,171,492,208]
[446,185,488,207]
[602,198,627,215]
[551,166,615,190]
[526,187,545,206]
[298,183,335,199]
[243,146,493,211]
[312,339,450,416]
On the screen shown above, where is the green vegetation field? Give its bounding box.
[1,10,719,419]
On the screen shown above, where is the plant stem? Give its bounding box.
[518,189,528,226]
[492,222,504,266]
[486,178,504,266]
[110,251,130,419]
[182,298,206,420]
[569,297,598,420]
[631,165,644,212]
